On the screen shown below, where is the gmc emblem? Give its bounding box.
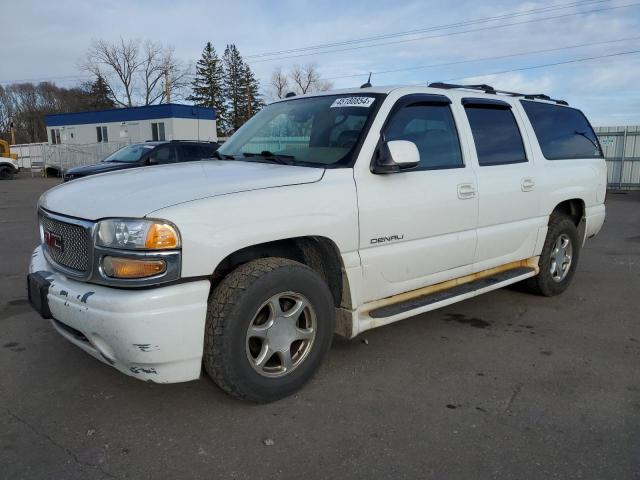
[44,230,64,253]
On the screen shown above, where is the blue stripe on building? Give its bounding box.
[46,103,216,127]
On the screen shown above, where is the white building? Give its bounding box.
[45,104,217,145]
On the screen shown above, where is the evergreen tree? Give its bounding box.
[240,62,264,123]
[87,75,115,110]
[187,42,227,136]
[222,44,246,133]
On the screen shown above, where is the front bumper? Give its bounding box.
[29,246,210,383]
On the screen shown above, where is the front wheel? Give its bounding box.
[0,167,14,180]
[526,213,581,296]
[203,257,335,402]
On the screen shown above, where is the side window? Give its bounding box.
[384,102,463,170]
[464,102,527,166]
[180,144,205,162]
[520,101,602,160]
[150,145,177,164]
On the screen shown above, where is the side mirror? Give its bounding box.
[371,140,420,174]
[146,156,157,165]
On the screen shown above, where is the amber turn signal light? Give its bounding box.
[145,223,179,249]
[102,256,166,279]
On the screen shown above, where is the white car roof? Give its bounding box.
[270,84,569,107]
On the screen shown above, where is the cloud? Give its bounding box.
[1,0,639,123]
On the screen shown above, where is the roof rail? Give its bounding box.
[428,82,568,106]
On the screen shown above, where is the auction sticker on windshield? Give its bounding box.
[330,97,375,108]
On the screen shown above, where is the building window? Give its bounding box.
[151,122,166,141]
[96,126,108,143]
[50,129,61,145]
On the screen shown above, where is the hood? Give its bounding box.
[66,161,138,177]
[40,160,325,220]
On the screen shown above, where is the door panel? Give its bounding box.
[462,100,542,271]
[356,96,478,303]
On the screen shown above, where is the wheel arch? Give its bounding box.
[210,236,352,310]
[550,198,586,244]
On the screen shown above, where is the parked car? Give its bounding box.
[28,84,606,402]
[62,140,219,181]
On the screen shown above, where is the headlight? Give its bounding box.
[96,219,180,250]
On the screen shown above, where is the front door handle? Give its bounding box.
[457,183,476,199]
[521,177,536,192]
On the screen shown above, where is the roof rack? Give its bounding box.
[428,82,568,106]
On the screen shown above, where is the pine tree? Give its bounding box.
[187,42,227,136]
[240,62,264,123]
[87,75,115,110]
[222,44,247,133]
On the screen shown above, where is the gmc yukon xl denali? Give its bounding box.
[28,83,607,402]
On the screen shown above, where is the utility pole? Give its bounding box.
[164,68,172,104]
[9,120,16,145]
[246,85,252,119]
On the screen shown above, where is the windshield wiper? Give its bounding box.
[242,151,296,165]
[574,130,601,153]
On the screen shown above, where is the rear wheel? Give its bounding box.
[203,257,335,402]
[526,213,580,296]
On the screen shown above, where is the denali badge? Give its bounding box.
[370,234,404,244]
[44,230,64,253]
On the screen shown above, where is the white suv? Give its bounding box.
[28,83,607,402]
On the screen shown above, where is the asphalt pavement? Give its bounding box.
[1,173,638,479]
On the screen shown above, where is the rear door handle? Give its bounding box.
[457,183,476,199]
[521,177,536,192]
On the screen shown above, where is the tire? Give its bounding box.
[526,213,581,296]
[203,257,335,402]
[0,167,14,180]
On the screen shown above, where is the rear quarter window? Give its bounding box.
[520,101,602,160]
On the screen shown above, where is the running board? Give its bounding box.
[369,266,534,318]
[365,260,539,322]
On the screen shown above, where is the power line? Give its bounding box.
[248,2,640,63]
[245,0,610,59]
[320,35,640,81]
[440,49,640,82]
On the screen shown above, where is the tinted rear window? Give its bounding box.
[464,105,527,166]
[520,101,602,160]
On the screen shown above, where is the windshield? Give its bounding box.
[102,144,155,163]
[218,94,382,167]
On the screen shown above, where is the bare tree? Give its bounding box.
[81,38,141,107]
[290,63,332,95]
[269,67,290,100]
[81,38,189,106]
[140,41,191,104]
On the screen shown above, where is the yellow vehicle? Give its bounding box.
[0,139,20,180]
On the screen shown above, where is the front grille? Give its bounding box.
[39,212,91,272]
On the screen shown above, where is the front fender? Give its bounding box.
[148,169,360,279]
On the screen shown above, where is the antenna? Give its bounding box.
[360,72,372,88]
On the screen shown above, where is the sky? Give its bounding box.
[2,0,639,125]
